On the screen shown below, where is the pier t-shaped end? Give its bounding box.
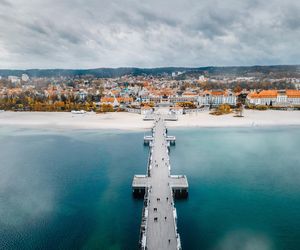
[132,174,188,199]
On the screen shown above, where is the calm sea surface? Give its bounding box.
[0,126,300,250]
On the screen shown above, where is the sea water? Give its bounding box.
[0,127,299,250]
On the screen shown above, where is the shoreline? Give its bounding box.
[1,110,300,131]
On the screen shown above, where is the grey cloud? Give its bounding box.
[137,8,178,28]
[280,4,300,30]
[26,22,50,36]
[0,0,12,7]
[0,0,299,68]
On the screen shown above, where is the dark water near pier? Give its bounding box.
[0,127,300,250]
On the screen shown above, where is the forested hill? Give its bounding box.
[0,65,299,78]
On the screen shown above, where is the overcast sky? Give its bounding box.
[0,0,299,69]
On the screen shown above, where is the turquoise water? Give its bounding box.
[0,127,300,250]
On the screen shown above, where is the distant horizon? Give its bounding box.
[1,64,300,71]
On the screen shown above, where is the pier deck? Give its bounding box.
[143,114,178,121]
[132,115,188,250]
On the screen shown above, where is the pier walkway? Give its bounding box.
[132,115,188,250]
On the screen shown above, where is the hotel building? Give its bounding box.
[197,90,237,106]
[246,90,300,106]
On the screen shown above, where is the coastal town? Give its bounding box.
[2,0,300,249]
[1,69,300,116]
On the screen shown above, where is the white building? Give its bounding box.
[198,90,237,106]
[78,90,87,100]
[21,74,30,82]
[247,90,300,106]
[141,106,153,115]
[171,71,184,77]
[198,75,207,82]
[8,76,21,84]
[113,98,119,107]
[294,83,300,90]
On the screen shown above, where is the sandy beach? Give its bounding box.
[0,110,300,131]
[167,110,300,128]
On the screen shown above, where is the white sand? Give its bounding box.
[0,110,300,131]
[0,112,153,131]
[166,110,300,128]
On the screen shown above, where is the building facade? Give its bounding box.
[247,90,300,106]
[197,90,237,106]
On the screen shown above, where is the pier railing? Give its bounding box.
[139,187,150,249]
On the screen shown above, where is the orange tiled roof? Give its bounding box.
[248,92,259,98]
[119,97,133,102]
[141,106,152,110]
[201,90,211,95]
[247,90,300,99]
[102,97,133,103]
[286,90,300,98]
[101,97,114,103]
[111,90,120,95]
[211,91,224,96]
[248,90,277,99]
[160,88,174,96]
[257,90,278,98]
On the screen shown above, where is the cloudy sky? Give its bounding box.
[0,0,299,69]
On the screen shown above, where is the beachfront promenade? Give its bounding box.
[132,114,188,250]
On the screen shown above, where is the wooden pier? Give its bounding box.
[132,115,188,250]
